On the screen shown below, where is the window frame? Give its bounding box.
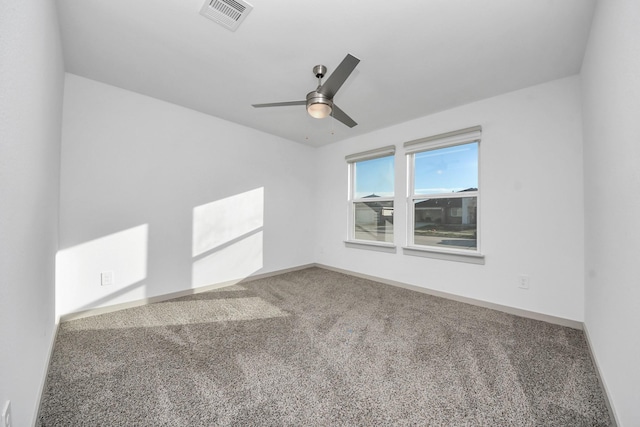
[404,127,483,260]
[346,145,396,248]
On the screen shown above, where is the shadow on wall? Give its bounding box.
[192,187,264,288]
[55,187,265,318]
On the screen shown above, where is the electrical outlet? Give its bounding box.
[2,400,12,427]
[101,271,114,286]
[518,275,530,290]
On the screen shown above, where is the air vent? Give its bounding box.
[200,0,253,32]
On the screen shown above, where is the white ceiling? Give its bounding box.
[56,0,596,147]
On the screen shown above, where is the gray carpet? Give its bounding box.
[38,267,611,426]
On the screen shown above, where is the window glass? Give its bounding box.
[354,156,394,199]
[348,152,394,244]
[354,201,394,243]
[407,133,479,253]
[413,196,477,250]
[414,142,478,195]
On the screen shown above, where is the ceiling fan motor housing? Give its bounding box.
[306,91,333,119]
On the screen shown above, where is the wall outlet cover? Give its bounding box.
[101,271,114,286]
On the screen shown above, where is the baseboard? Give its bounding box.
[32,318,59,427]
[314,263,583,330]
[582,323,619,427]
[59,264,316,322]
[61,262,582,330]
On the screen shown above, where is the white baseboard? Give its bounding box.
[59,264,316,322]
[61,262,584,328]
[314,263,583,330]
[582,323,619,427]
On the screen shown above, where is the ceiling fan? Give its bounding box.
[252,54,360,128]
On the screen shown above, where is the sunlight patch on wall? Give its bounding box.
[192,187,264,257]
[191,187,265,288]
[56,224,149,316]
[192,230,263,288]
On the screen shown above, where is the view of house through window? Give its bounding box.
[407,129,480,252]
[348,149,395,243]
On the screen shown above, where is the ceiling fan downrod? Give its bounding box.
[313,64,326,88]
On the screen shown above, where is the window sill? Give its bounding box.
[344,240,397,253]
[403,246,485,264]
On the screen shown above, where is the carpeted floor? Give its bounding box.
[38,267,611,426]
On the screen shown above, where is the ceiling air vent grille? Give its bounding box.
[200,0,253,32]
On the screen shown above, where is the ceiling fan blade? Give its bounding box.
[331,104,357,128]
[252,100,306,108]
[318,54,360,98]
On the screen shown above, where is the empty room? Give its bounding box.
[1,0,638,425]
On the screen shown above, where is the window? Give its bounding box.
[405,127,481,254]
[346,146,395,244]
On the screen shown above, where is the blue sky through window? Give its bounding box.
[354,155,394,198]
[414,142,478,194]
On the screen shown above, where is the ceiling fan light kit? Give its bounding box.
[252,54,360,127]
[306,91,333,119]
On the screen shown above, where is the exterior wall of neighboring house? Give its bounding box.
[354,200,393,241]
[415,198,477,226]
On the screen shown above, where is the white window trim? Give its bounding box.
[345,240,397,252]
[346,145,396,249]
[403,246,485,264]
[404,127,483,260]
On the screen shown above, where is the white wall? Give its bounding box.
[316,76,585,322]
[581,1,640,425]
[0,1,64,426]
[57,74,315,316]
